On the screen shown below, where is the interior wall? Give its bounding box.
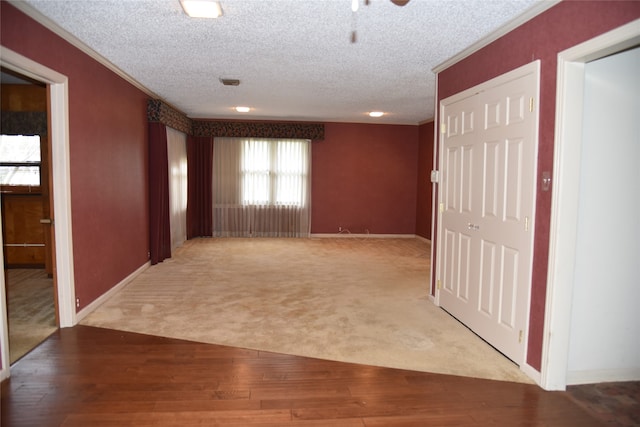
[435,0,640,371]
[1,3,150,311]
[415,121,434,239]
[311,122,419,235]
[566,47,640,384]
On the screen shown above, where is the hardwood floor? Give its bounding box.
[1,326,603,426]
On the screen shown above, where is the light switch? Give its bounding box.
[430,170,439,183]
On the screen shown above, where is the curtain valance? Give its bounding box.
[147,99,193,135]
[147,99,324,140]
[1,111,47,136]
[193,120,324,141]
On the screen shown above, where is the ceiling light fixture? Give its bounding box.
[369,111,384,118]
[180,0,223,18]
[235,106,250,113]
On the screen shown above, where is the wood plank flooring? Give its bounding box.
[1,326,603,426]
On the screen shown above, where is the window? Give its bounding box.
[213,137,311,237]
[0,134,41,187]
[166,127,188,251]
[241,139,308,207]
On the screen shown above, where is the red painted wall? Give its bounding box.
[1,3,150,310]
[436,1,640,371]
[312,122,419,235]
[415,121,434,239]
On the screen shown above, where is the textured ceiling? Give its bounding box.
[20,0,541,124]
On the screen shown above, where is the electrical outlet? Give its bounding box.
[338,226,342,232]
[76,298,80,308]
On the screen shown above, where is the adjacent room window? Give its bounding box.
[0,134,41,187]
[213,137,311,237]
[166,127,188,251]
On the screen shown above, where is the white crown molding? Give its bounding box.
[433,0,561,73]
[7,0,157,99]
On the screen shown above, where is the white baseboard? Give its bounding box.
[566,368,640,385]
[75,261,150,323]
[311,233,422,239]
[521,362,543,388]
[414,235,431,244]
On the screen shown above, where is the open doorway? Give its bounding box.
[0,47,76,379]
[542,20,640,391]
[1,68,57,363]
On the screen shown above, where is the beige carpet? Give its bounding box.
[82,237,532,383]
[6,269,57,363]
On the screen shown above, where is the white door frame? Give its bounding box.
[540,19,640,391]
[0,47,76,378]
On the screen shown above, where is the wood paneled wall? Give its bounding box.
[1,84,47,111]
[1,195,45,266]
[1,83,49,268]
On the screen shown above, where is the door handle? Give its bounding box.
[40,218,53,225]
[467,223,480,231]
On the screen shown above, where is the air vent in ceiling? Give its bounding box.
[220,78,240,86]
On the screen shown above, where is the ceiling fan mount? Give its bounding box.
[352,0,411,43]
[363,0,410,5]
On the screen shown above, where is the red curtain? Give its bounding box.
[187,136,213,238]
[148,122,171,264]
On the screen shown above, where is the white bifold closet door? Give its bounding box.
[437,61,540,365]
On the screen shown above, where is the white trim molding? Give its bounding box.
[76,262,150,322]
[310,233,420,239]
[413,235,431,244]
[433,0,560,73]
[568,369,640,386]
[7,0,155,99]
[521,362,543,387]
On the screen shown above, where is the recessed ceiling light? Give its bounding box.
[235,106,251,113]
[180,0,223,18]
[369,111,384,118]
